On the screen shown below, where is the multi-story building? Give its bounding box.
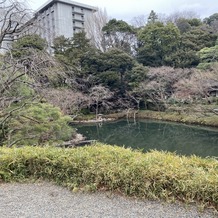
[33,0,97,47]
[0,0,97,53]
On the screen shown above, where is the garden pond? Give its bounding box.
[73,119,218,158]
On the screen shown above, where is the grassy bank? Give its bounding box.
[105,110,218,127]
[137,110,218,127]
[0,144,217,211]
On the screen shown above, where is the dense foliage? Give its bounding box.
[0,144,217,211]
[0,34,73,147]
[1,3,218,147]
[0,54,75,146]
[11,34,47,58]
[0,3,218,212]
[0,103,75,147]
[48,11,218,115]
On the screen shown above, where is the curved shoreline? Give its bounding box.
[102,110,218,128]
[71,110,218,128]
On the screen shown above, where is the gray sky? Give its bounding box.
[28,0,218,22]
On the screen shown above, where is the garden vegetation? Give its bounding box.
[0,144,217,211]
[0,2,218,213]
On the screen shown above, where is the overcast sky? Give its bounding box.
[28,0,218,22]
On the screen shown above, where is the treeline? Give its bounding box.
[1,2,218,146]
[137,11,218,68]
[47,10,218,112]
[4,10,218,114]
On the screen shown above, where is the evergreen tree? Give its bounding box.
[137,22,180,67]
[102,19,136,54]
[147,10,158,24]
[11,34,47,58]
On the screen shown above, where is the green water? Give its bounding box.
[74,119,218,157]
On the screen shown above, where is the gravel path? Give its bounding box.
[0,182,216,218]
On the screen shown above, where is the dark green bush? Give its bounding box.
[1,103,75,146]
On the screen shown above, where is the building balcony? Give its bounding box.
[73,25,84,30]
[72,11,84,15]
[73,17,84,22]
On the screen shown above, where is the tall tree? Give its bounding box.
[0,2,84,147]
[85,7,109,52]
[175,18,192,34]
[204,13,218,25]
[81,48,135,94]
[204,13,218,33]
[175,18,202,34]
[147,10,158,24]
[0,0,31,51]
[174,26,218,67]
[0,41,70,146]
[53,31,96,74]
[102,19,136,54]
[11,34,47,58]
[98,48,135,94]
[181,27,217,50]
[137,22,180,67]
[52,35,71,55]
[169,19,217,68]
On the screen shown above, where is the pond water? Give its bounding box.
[73,119,218,158]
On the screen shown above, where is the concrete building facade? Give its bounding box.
[33,0,97,47]
[0,0,97,53]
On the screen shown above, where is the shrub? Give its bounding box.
[0,144,217,211]
[0,103,75,146]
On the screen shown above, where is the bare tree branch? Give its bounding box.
[85,7,109,52]
[0,0,31,49]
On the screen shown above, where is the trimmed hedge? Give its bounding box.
[0,144,217,210]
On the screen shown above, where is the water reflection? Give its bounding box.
[74,119,218,158]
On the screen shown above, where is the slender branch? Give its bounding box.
[8,136,36,147]
[0,72,25,95]
[20,115,40,124]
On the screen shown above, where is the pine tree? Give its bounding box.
[147,10,158,24]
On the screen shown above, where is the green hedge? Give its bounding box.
[0,144,217,210]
